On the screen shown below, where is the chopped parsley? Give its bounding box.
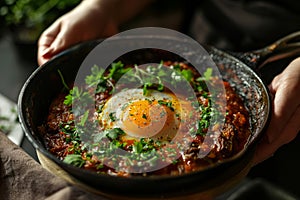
[158,100,175,111]
[109,112,116,122]
[63,154,85,167]
[142,113,147,119]
[105,128,125,140]
[57,60,221,172]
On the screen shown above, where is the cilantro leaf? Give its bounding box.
[158,100,175,111]
[109,112,116,121]
[133,141,143,153]
[196,68,213,82]
[78,110,89,127]
[143,82,153,96]
[64,154,85,167]
[85,65,105,87]
[181,69,193,82]
[63,90,73,106]
[107,61,130,80]
[204,68,213,80]
[106,128,125,140]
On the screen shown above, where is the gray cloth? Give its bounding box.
[0,132,107,200]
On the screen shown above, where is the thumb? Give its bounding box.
[38,21,62,65]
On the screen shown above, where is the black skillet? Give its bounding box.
[18,31,300,199]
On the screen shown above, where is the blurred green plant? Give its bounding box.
[0,0,80,42]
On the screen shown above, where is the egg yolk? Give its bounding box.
[120,99,177,139]
[127,100,153,128]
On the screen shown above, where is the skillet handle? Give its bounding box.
[230,31,300,72]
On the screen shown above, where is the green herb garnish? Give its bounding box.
[64,154,85,167]
[109,112,116,121]
[181,69,193,82]
[158,100,175,111]
[78,110,89,127]
[85,65,105,87]
[133,141,143,153]
[57,69,70,90]
[106,128,125,140]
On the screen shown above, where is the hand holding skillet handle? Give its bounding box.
[227,31,300,165]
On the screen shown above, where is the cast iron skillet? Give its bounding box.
[18,32,300,199]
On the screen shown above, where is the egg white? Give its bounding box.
[99,88,186,140]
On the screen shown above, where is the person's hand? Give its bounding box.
[38,0,118,66]
[253,57,300,165]
[37,0,153,66]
